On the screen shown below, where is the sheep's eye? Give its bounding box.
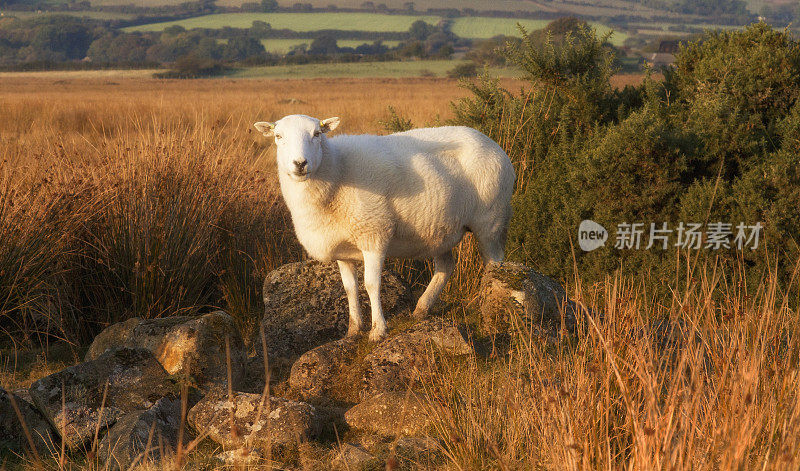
[313,130,320,137]
[275,134,282,140]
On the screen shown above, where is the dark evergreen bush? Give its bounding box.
[450,22,800,292]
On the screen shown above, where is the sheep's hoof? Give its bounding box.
[368,327,386,342]
[412,306,428,320]
[346,325,361,337]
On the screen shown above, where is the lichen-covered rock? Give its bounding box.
[479,262,578,338]
[344,392,431,437]
[261,261,411,359]
[289,337,360,401]
[332,443,380,470]
[98,397,183,471]
[361,319,473,399]
[85,311,246,389]
[187,390,319,451]
[0,387,58,456]
[29,348,177,449]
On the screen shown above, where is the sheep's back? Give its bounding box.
[328,127,513,258]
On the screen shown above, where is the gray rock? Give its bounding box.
[332,443,380,470]
[98,397,183,471]
[289,337,360,401]
[12,388,34,405]
[214,447,264,466]
[0,387,58,457]
[187,390,319,452]
[361,319,473,399]
[479,262,578,338]
[261,261,411,359]
[85,311,246,390]
[345,392,431,437]
[29,348,177,449]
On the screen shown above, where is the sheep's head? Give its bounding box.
[254,114,340,182]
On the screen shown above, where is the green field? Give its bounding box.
[218,38,401,53]
[230,59,517,78]
[124,12,440,32]
[125,12,626,46]
[255,38,400,53]
[451,17,629,45]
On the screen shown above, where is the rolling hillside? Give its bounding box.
[124,12,440,33]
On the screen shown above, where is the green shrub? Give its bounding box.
[154,55,228,79]
[446,62,478,79]
[450,21,800,291]
[379,106,414,133]
[670,22,800,179]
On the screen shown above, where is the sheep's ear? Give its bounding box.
[254,121,275,137]
[320,117,340,133]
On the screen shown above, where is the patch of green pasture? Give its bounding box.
[450,17,550,38]
[229,59,517,78]
[124,12,440,33]
[258,38,400,53]
[451,17,629,46]
[339,39,400,48]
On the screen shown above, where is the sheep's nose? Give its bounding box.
[294,160,307,171]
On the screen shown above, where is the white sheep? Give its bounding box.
[254,114,514,341]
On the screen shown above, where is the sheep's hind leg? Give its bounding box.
[473,216,508,264]
[337,260,362,337]
[413,251,455,319]
[362,251,388,341]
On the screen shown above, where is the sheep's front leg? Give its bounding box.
[362,251,387,341]
[337,260,362,337]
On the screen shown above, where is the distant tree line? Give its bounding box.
[631,0,752,20]
[0,14,463,70]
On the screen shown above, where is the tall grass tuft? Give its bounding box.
[1,93,303,343]
[0,173,77,346]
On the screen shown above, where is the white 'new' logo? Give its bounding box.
[578,220,608,252]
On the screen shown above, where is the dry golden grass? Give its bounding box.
[423,255,800,470]
[3,74,797,471]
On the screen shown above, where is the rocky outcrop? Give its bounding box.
[261,261,411,359]
[479,262,578,339]
[97,397,184,471]
[0,387,58,456]
[85,311,246,390]
[29,348,177,449]
[344,392,431,437]
[287,318,474,403]
[361,318,473,399]
[9,258,584,469]
[289,337,360,402]
[187,390,319,452]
